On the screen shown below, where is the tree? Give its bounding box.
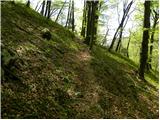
[44,0,51,19]
[41,0,46,16]
[84,1,92,45]
[47,0,52,19]
[90,0,99,50]
[126,30,132,57]
[115,15,130,52]
[108,0,133,51]
[147,9,159,70]
[83,1,99,50]
[55,1,66,23]
[71,0,75,32]
[65,0,71,28]
[65,0,74,32]
[102,29,109,46]
[35,1,41,11]
[26,0,30,7]
[11,0,15,4]
[139,1,151,79]
[81,0,87,37]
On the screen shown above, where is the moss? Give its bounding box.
[1,1,158,119]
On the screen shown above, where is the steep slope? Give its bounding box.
[1,2,159,119]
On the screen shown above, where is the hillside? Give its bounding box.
[1,2,159,119]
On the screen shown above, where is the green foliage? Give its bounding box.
[2,49,15,66]
[1,1,159,119]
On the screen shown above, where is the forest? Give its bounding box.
[1,0,159,119]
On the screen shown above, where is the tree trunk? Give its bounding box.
[116,16,130,52]
[26,0,30,7]
[81,0,87,37]
[109,0,133,51]
[108,26,120,51]
[126,33,131,58]
[139,1,150,79]
[44,0,49,17]
[115,26,124,51]
[71,0,75,32]
[65,0,71,28]
[84,1,99,49]
[90,1,99,50]
[147,10,158,70]
[55,1,66,22]
[47,0,51,19]
[84,1,92,45]
[41,0,46,16]
[68,4,72,28]
[35,1,41,11]
[89,1,96,50]
[11,0,15,4]
[102,29,109,46]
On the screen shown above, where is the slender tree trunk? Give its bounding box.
[90,1,96,50]
[44,0,49,17]
[90,1,99,50]
[26,0,30,7]
[68,4,72,28]
[47,0,51,19]
[84,1,99,49]
[65,0,71,27]
[84,1,92,45]
[71,0,75,32]
[102,29,109,46]
[11,0,15,4]
[109,0,133,51]
[41,0,46,16]
[154,60,158,75]
[147,10,158,70]
[126,34,131,57]
[35,1,41,11]
[116,16,130,52]
[148,23,156,69]
[139,1,150,79]
[115,26,124,51]
[49,9,58,17]
[55,1,66,22]
[81,0,87,37]
[108,26,120,51]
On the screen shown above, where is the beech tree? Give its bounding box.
[139,1,150,79]
[84,0,99,50]
[65,0,71,28]
[55,1,66,22]
[102,29,109,46]
[41,0,46,16]
[35,1,41,11]
[84,1,92,45]
[108,0,133,51]
[147,9,159,70]
[71,0,75,32]
[65,0,74,32]
[26,0,30,7]
[81,0,87,37]
[44,0,51,19]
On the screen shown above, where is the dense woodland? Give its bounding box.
[1,0,159,119]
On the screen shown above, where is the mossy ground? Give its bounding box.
[1,2,159,119]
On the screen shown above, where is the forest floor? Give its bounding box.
[1,2,159,119]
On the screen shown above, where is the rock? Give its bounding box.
[41,28,52,40]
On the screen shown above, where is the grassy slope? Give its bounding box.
[1,2,159,119]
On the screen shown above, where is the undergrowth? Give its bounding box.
[1,2,159,119]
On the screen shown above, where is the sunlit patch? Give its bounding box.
[16,43,39,56]
[77,51,92,61]
[16,45,26,55]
